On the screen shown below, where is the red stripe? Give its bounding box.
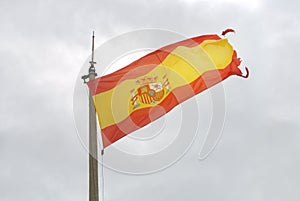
[87,35,221,96]
[101,51,242,148]
[222,28,235,36]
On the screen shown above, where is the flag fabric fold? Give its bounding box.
[87,32,247,148]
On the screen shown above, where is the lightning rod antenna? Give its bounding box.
[91,31,95,65]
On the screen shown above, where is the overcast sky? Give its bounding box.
[1,0,300,201]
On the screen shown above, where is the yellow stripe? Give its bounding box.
[93,39,234,129]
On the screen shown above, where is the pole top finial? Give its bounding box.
[82,31,97,83]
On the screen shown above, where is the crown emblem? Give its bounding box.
[135,75,158,86]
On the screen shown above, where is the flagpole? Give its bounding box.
[82,31,99,201]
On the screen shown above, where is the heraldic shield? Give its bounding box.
[130,75,171,110]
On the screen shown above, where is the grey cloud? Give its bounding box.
[1,0,300,201]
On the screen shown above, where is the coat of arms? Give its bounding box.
[130,75,171,110]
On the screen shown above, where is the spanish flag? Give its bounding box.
[87,31,248,148]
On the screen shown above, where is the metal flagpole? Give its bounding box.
[82,31,99,201]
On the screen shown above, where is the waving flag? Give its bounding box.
[87,31,249,148]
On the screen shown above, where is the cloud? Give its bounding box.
[0,0,299,201]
